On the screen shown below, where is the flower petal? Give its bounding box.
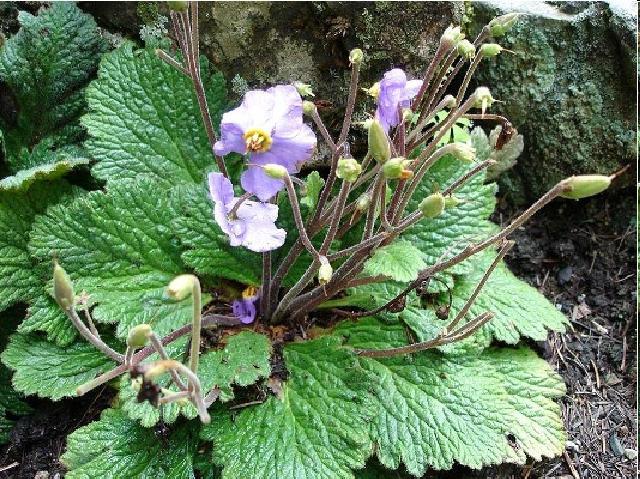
[241,165,285,202]
[241,219,287,252]
[236,200,279,223]
[269,85,304,138]
[232,298,257,324]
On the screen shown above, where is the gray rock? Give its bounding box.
[470,1,636,203]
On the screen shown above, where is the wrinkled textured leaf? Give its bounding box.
[335,318,566,475]
[0,366,31,443]
[401,253,568,353]
[84,43,224,185]
[29,180,193,338]
[19,295,77,347]
[402,155,498,290]
[62,408,196,479]
[122,331,271,427]
[0,181,76,312]
[1,332,115,400]
[362,240,427,283]
[0,155,89,192]
[202,337,373,479]
[0,2,106,171]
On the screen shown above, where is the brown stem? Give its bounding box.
[441,159,496,196]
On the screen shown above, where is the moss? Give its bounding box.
[472,3,635,203]
[137,2,159,26]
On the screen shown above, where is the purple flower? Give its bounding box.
[375,68,423,132]
[232,286,260,324]
[215,85,317,201]
[208,172,286,252]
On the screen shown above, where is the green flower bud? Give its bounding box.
[263,163,288,180]
[336,157,362,183]
[443,94,457,109]
[440,26,465,49]
[363,82,380,100]
[293,81,314,97]
[559,175,612,200]
[420,192,445,218]
[444,196,464,208]
[383,157,414,180]
[167,274,196,301]
[318,257,333,285]
[355,193,371,211]
[368,120,391,164]
[480,43,504,58]
[473,86,495,115]
[450,142,476,162]
[488,13,520,37]
[302,100,316,115]
[457,39,476,60]
[127,324,152,349]
[53,261,75,311]
[349,48,364,67]
[167,1,189,12]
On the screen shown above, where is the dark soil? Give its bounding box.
[0,186,636,478]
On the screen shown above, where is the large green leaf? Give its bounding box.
[202,337,374,479]
[18,295,77,347]
[334,318,566,476]
[62,408,196,479]
[122,331,271,427]
[402,155,498,290]
[29,179,194,338]
[0,2,106,172]
[362,240,427,283]
[83,43,224,185]
[400,253,568,353]
[0,180,76,312]
[1,332,115,400]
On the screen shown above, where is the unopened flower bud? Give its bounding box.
[127,324,152,349]
[349,48,364,67]
[457,39,476,60]
[167,1,189,12]
[53,261,74,311]
[355,193,371,211]
[440,26,465,50]
[559,175,612,200]
[420,192,446,218]
[167,274,196,301]
[368,120,391,164]
[443,94,457,109]
[318,257,333,285]
[451,143,476,162]
[444,196,464,208]
[363,82,380,100]
[293,81,314,97]
[383,157,413,180]
[336,158,362,183]
[302,100,316,115]
[480,43,504,58]
[473,87,494,115]
[488,13,520,37]
[263,163,288,180]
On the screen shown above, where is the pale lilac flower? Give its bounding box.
[215,85,317,201]
[375,68,422,132]
[232,287,260,324]
[208,172,286,252]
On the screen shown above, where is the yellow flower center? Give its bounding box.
[242,286,259,299]
[244,128,272,153]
